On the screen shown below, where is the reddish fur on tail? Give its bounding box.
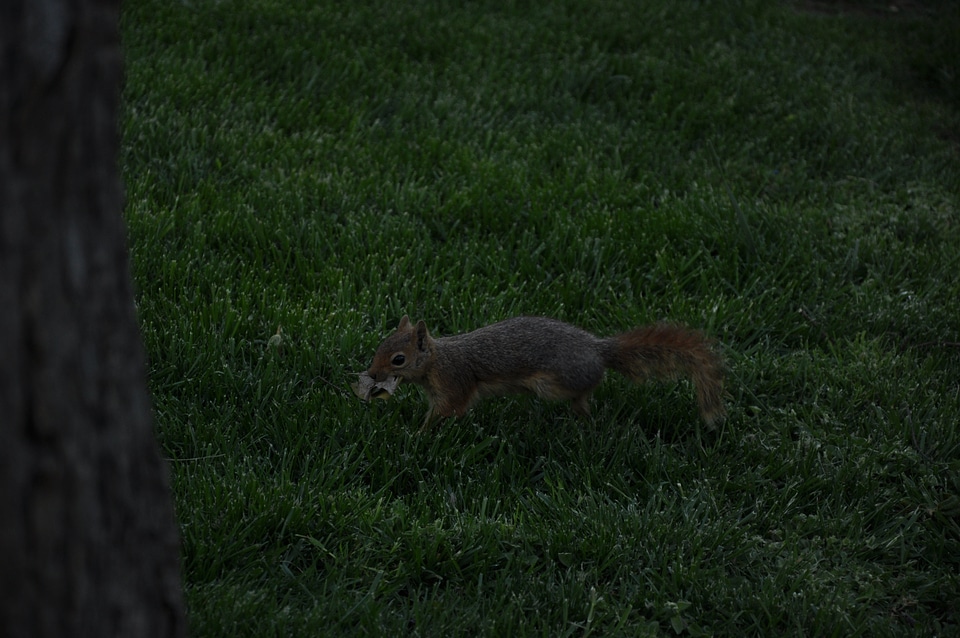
[606,324,725,425]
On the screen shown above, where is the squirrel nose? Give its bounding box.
[368,369,385,382]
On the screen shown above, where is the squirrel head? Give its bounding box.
[367,315,435,383]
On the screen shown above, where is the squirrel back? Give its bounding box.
[366,315,725,430]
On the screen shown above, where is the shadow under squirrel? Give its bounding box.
[365,315,725,430]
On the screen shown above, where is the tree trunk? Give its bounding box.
[0,1,186,637]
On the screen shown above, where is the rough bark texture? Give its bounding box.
[0,1,186,636]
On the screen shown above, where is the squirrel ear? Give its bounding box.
[415,320,431,351]
[397,315,411,330]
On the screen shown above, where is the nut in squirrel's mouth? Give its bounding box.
[351,372,400,402]
[369,385,391,398]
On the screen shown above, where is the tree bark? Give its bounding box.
[0,1,186,636]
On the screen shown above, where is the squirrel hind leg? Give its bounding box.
[524,372,596,417]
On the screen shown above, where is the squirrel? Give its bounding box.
[365,315,725,431]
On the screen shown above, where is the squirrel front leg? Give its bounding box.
[418,409,441,433]
[418,384,476,433]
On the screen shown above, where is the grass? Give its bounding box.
[120,0,959,635]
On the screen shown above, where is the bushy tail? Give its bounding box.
[604,324,725,425]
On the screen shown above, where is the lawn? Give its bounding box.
[120,0,959,635]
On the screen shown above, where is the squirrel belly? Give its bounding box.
[365,315,725,430]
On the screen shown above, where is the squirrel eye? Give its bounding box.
[391,354,406,366]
